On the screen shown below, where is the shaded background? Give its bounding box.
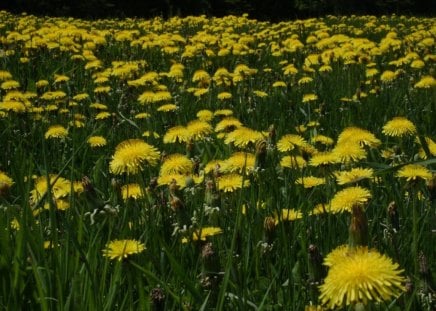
[0,0,434,20]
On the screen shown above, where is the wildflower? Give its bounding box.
[382,117,417,137]
[214,117,242,132]
[1,80,20,90]
[414,76,436,88]
[0,170,14,196]
[272,81,287,88]
[102,239,145,261]
[121,183,144,200]
[217,92,232,100]
[30,175,71,204]
[332,143,367,163]
[275,209,303,224]
[35,80,49,88]
[329,186,371,214]
[253,90,268,98]
[280,155,307,169]
[380,70,397,82]
[302,93,318,103]
[221,152,256,174]
[396,164,432,182]
[334,168,374,185]
[311,135,334,146]
[186,120,212,140]
[196,109,214,121]
[109,139,160,175]
[163,126,191,144]
[337,127,381,148]
[0,100,26,113]
[295,176,326,188]
[319,246,405,309]
[87,136,107,148]
[224,127,264,148]
[157,104,178,112]
[309,152,339,167]
[192,227,223,241]
[134,112,151,119]
[217,173,250,192]
[277,134,310,152]
[214,109,234,117]
[45,125,68,139]
[95,112,112,120]
[160,154,193,175]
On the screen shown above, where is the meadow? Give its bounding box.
[0,11,435,310]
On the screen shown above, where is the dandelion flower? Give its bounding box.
[217,173,250,192]
[224,127,264,148]
[45,125,68,139]
[192,226,223,241]
[309,152,339,167]
[380,70,397,82]
[329,186,371,214]
[396,164,432,182]
[275,209,303,224]
[334,168,374,185]
[319,246,405,309]
[221,152,256,174]
[0,171,14,195]
[280,155,307,169]
[337,127,381,148]
[295,176,326,188]
[214,117,243,132]
[414,76,436,88]
[163,126,191,144]
[109,139,160,175]
[157,104,178,112]
[186,120,212,140]
[196,109,214,121]
[121,183,144,200]
[160,154,193,175]
[302,93,318,103]
[88,136,107,148]
[102,239,145,261]
[30,175,71,204]
[382,117,416,137]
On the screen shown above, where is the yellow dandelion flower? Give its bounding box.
[329,186,371,214]
[277,134,309,152]
[272,81,287,88]
[332,143,367,163]
[221,152,256,174]
[302,93,318,103]
[217,173,250,192]
[0,100,26,113]
[54,74,70,83]
[134,112,151,119]
[319,246,405,309]
[214,109,234,117]
[35,80,49,88]
[102,239,145,261]
[414,76,436,88]
[382,117,416,137]
[157,174,189,189]
[196,109,214,121]
[157,104,178,112]
[186,119,212,140]
[253,90,268,98]
[30,175,71,204]
[1,80,20,90]
[160,154,193,175]
[0,170,14,195]
[95,111,112,120]
[396,164,432,182]
[121,183,144,201]
[217,92,232,100]
[44,199,70,211]
[275,209,303,224]
[94,86,111,94]
[295,176,325,188]
[224,127,264,148]
[215,117,242,132]
[380,70,397,82]
[87,136,107,148]
[334,168,374,185]
[417,136,436,159]
[280,155,307,169]
[309,152,339,167]
[192,226,223,241]
[337,127,381,148]
[163,126,191,144]
[311,135,334,146]
[0,70,13,81]
[109,139,160,175]
[45,125,68,139]
[89,103,108,110]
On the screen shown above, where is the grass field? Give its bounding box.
[0,11,435,310]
